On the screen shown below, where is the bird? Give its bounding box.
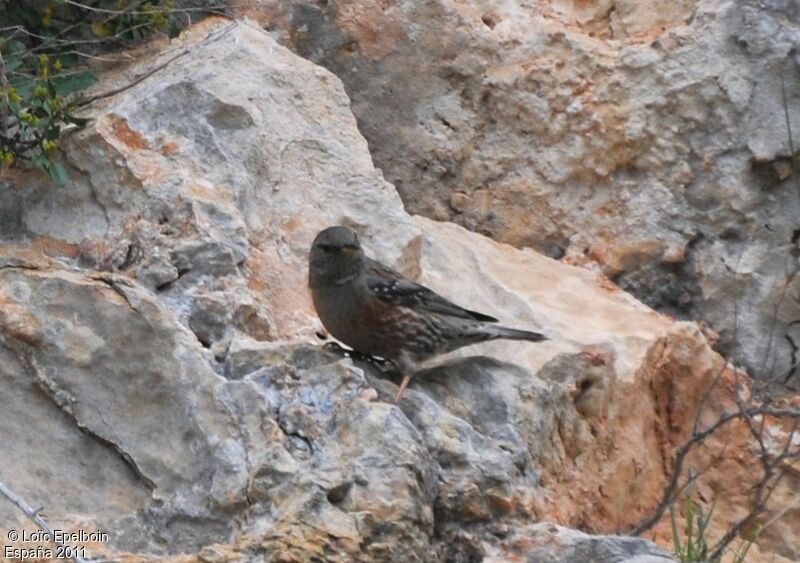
[308,225,547,401]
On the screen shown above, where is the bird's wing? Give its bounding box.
[365,258,498,322]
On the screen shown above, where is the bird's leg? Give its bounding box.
[394,353,417,403]
[394,374,413,403]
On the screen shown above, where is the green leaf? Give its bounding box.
[669,502,682,558]
[51,70,97,97]
[46,125,61,140]
[55,53,78,67]
[684,496,695,559]
[4,57,23,72]
[2,40,27,56]
[31,153,48,167]
[29,97,46,112]
[9,77,35,99]
[64,113,90,127]
[168,17,181,38]
[47,161,69,185]
[31,154,69,185]
[734,523,761,563]
[6,5,40,30]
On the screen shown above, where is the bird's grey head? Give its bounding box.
[309,225,365,287]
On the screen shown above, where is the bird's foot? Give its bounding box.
[394,374,413,403]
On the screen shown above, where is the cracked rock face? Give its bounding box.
[0,18,796,563]
[0,259,679,561]
[0,268,247,553]
[242,0,800,388]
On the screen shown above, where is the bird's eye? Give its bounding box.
[318,244,336,253]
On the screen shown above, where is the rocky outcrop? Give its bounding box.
[0,17,796,562]
[241,0,800,389]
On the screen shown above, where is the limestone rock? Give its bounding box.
[483,523,675,562]
[0,17,795,563]
[242,0,800,388]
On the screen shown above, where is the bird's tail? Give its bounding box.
[489,325,547,342]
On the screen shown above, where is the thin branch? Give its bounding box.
[59,0,231,16]
[707,462,788,561]
[782,417,800,457]
[77,20,238,107]
[0,1,232,60]
[770,352,800,385]
[2,20,173,49]
[629,405,800,536]
[692,359,730,436]
[759,284,789,381]
[39,49,136,63]
[0,480,88,563]
[76,49,187,106]
[635,392,799,559]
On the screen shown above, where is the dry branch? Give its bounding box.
[0,480,88,563]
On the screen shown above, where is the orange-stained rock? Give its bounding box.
[0,15,796,563]
[242,0,800,393]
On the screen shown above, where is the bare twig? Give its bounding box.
[629,405,800,537]
[0,1,233,67]
[654,227,800,560]
[0,480,88,563]
[707,445,797,561]
[0,21,165,48]
[76,48,188,106]
[77,19,238,107]
[60,0,230,16]
[691,359,730,436]
[759,282,790,381]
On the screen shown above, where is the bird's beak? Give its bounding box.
[341,246,356,255]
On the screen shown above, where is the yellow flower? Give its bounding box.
[6,88,21,104]
[91,21,112,38]
[41,7,53,28]
[42,140,58,153]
